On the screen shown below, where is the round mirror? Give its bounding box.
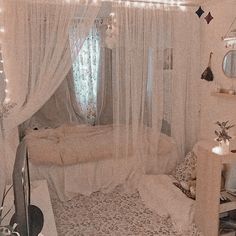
[222,50,236,78]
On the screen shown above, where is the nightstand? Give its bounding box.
[194,143,236,236]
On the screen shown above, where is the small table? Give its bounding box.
[1,180,58,236]
[194,142,236,236]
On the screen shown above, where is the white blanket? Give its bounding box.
[138,174,195,232]
[26,124,134,165]
[25,124,179,169]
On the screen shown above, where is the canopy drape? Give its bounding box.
[0,0,101,182]
[112,3,200,176]
[2,0,101,131]
[0,1,201,195]
[112,3,168,178]
[171,10,201,157]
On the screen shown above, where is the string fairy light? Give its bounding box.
[103,0,197,10]
[0,1,11,104]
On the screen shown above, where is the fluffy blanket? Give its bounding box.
[25,124,174,166]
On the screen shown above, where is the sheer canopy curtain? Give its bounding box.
[2,0,101,131]
[111,3,169,181]
[171,10,201,157]
[112,3,200,178]
[1,0,101,181]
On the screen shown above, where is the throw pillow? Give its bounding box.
[172,151,197,182]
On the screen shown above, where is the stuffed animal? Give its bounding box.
[189,169,197,197]
[180,169,197,198]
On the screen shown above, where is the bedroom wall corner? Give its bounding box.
[199,0,236,141]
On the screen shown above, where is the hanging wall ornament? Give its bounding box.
[201,52,214,82]
[105,12,118,49]
[205,12,214,24]
[195,6,204,18]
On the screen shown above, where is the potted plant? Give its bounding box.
[215,121,235,154]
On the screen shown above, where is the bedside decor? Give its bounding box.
[214,121,235,155]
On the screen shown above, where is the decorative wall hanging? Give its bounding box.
[195,6,213,24]
[201,52,214,82]
[105,12,117,49]
[222,17,236,48]
[205,12,214,24]
[195,6,204,18]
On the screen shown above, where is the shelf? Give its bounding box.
[220,191,236,213]
[220,231,236,236]
[211,92,236,98]
[221,154,236,164]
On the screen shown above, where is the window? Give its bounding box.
[72,28,100,124]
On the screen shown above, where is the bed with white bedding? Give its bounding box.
[25,124,179,200]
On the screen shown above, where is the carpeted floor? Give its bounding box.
[51,186,200,236]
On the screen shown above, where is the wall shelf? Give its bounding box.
[211,92,236,98]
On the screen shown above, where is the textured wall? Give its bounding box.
[199,0,236,144]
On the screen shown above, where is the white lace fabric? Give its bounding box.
[1,0,101,131]
[1,0,101,181]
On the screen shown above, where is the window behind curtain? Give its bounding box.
[72,27,100,124]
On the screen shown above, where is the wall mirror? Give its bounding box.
[222,50,236,78]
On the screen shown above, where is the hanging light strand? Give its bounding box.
[103,0,198,8]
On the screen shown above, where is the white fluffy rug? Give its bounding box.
[51,186,200,236]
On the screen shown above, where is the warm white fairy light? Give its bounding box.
[179,5,186,11]
[0,3,12,107]
[140,2,145,7]
[4,97,10,103]
[115,0,188,10]
[125,1,130,7]
[170,0,175,6]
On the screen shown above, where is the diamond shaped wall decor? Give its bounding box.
[205,12,214,24]
[195,6,204,18]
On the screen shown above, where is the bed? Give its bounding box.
[24,124,180,201]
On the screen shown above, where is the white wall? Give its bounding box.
[199,0,236,142]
